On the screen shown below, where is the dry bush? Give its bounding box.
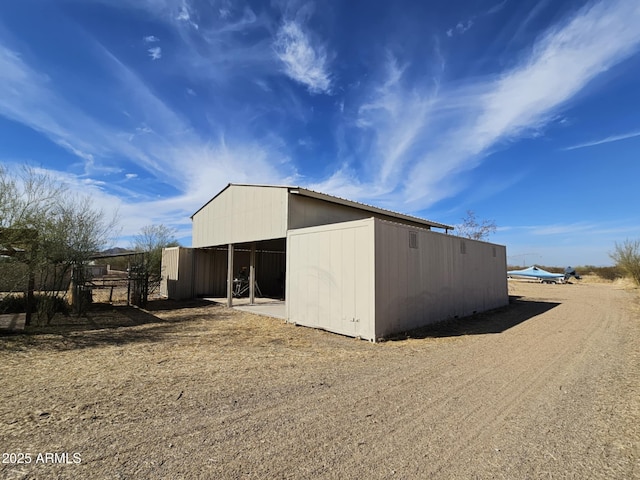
[610,239,640,286]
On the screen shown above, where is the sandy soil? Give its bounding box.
[1,280,638,479]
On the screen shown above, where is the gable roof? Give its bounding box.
[192,183,454,231]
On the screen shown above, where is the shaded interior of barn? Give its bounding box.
[162,239,286,301]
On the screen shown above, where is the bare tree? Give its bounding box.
[455,210,497,241]
[0,165,64,228]
[0,166,118,323]
[132,224,180,294]
[610,239,640,286]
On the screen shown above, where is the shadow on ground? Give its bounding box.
[388,295,560,341]
[2,296,563,351]
[143,298,215,312]
[0,299,232,352]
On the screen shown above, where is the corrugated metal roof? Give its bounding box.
[191,183,454,231]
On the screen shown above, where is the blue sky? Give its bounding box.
[1,0,639,267]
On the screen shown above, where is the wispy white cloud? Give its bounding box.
[355,55,435,193]
[176,0,198,29]
[487,0,508,15]
[126,2,277,90]
[308,0,640,214]
[0,44,124,173]
[91,39,297,200]
[402,0,640,207]
[148,46,162,60]
[563,129,640,150]
[307,166,367,204]
[0,36,192,179]
[456,20,474,36]
[3,0,639,247]
[496,217,640,266]
[83,0,302,96]
[449,1,501,39]
[527,222,598,236]
[1,161,125,236]
[501,220,640,242]
[273,20,332,94]
[0,31,296,234]
[176,8,189,21]
[446,0,507,38]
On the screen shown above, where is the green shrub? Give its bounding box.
[610,239,640,286]
[0,295,27,314]
[0,294,70,316]
[577,265,623,281]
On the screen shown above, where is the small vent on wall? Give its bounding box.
[409,231,418,249]
[492,246,497,258]
[460,241,467,254]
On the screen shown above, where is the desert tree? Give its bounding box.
[0,165,64,229]
[0,165,118,323]
[132,224,180,293]
[455,210,497,241]
[610,239,640,286]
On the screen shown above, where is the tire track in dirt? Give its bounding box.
[251,284,630,479]
[209,347,530,474]
[1,282,636,479]
[204,285,623,478]
[421,285,623,477]
[423,285,629,479]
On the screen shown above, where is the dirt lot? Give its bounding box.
[1,280,638,479]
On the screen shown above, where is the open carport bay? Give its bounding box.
[0,281,638,479]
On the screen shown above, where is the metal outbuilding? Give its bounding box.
[161,183,508,341]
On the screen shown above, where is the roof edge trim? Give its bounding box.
[289,187,453,230]
[191,183,454,231]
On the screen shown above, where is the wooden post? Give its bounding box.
[70,265,78,314]
[25,241,37,326]
[249,242,256,305]
[25,264,35,327]
[227,244,234,307]
[126,259,131,306]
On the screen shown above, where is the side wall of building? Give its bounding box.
[160,247,194,300]
[287,194,433,231]
[286,218,376,341]
[373,220,508,338]
[192,185,289,247]
[288,195,374,231]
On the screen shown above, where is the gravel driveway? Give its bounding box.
[1,280,638,479]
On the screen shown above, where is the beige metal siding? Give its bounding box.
[287,218,376,341]
[192,249,218,297]
[288,194,369,230]
[160,247,178,298]
[192,185,288,247]
[288,194,433,231]
[374,219,508,338]
[160,247,194,300]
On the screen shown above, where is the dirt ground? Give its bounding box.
[1,279,638,479]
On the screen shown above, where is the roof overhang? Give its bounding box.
[288,187,453,231]
[191,183,454,231]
